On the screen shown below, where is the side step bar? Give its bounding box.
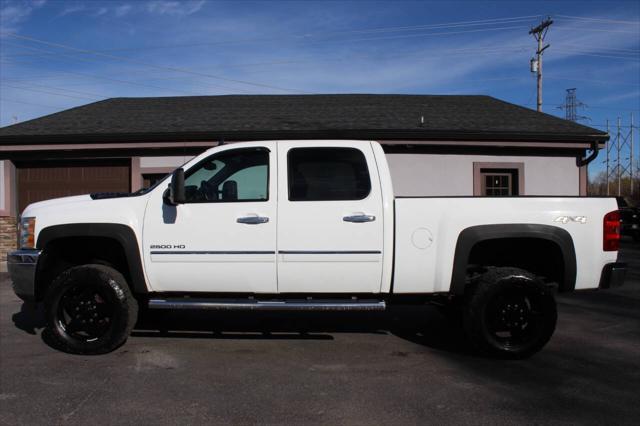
[148,298,386,311]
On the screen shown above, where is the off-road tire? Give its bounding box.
[463,267,557,359]
[44,264,138,354]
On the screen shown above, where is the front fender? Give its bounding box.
[36,223,148,295]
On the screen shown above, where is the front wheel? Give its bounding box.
[44,264,138,354]
[463,267,557,359]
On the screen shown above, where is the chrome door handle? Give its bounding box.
[343,214,376,223]
[237,216,269,224]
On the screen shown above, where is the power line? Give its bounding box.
[3,43,531,81]
[1,32,310,94]
[554,26,639,35]
[591,124,635,128]
[536,102,640,113]
[552,49,640,61]
[1,15,543,58]
[555,15,640,25]
[546,76,640,86]
[582,106,640,112]
[0,40,255,94]
[0,25,532,64]
[0,98,63,109]
[555,44,640,54]
[317,25,527,44]
[0,42,533,95]
[333,15,543,34]
[115,45,531,80]
[0,59,214,95]
[0,80,111,99]
[1,83,101,101]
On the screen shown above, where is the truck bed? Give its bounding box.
[392,196,619,293]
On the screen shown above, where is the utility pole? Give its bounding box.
[529,17,553,112]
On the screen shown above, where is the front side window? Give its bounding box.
[183,148,269,202]
[288,147,371,201]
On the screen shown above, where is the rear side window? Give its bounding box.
[288,147,371,201]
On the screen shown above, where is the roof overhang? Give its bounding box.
[0,128,609,147]
[0,137,603,162]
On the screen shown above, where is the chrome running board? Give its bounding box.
[148,298,386,311]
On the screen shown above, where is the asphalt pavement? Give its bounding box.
[1,239,639,425]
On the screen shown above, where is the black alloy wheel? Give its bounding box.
[45,264,138,354]
[463,267,557,359]
[56,281,116,342]
[484,285,545,351]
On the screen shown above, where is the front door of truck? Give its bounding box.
[276,141,384,293]
[142,143,278,293]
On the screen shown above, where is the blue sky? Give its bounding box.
[0,0,639,176]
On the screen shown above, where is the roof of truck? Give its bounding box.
[0,94,608,144]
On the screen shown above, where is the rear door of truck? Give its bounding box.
[276,141,384,293]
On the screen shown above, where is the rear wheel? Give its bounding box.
[463,267,556,359]
[44,264,138,354]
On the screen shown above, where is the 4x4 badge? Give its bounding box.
[554,216,587,224]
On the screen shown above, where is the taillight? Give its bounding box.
[603,210,621,251]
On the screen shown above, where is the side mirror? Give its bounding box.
[166,168,185,205]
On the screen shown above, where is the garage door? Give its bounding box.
[17,160,130,213]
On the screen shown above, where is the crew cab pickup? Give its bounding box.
[8,140,626,358]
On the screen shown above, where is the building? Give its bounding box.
[0,94,608,269]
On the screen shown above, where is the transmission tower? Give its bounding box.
[604,114,636,196]
[558,88,589,122]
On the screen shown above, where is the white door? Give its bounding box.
[276,141,384,293]
[142,143,277,293]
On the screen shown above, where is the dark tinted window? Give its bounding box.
[288,148,371,201]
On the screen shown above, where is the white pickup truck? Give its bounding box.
[8,140,626,358]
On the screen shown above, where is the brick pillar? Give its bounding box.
[0,216,17,271]
[1,160,17,272]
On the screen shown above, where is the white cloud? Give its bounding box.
[58,3,84,17]
[146,0,205,16]
[0,0,46,33]
[57,2,133,19]
[92,7,108,17]
[115,4,132,17]
[593,89,640,104]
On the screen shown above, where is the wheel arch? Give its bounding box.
[450,224,577,295]
[35,223,148,299]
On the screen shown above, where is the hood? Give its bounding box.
[22,194,93,216]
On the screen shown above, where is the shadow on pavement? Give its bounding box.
[132,303,472,355]
[10,299,472,355]
[11,301,45,335]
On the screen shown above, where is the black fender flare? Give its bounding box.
[36,223,148,294]
[450,224,577,295]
